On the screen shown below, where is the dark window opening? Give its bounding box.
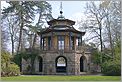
[39,57,43,72]
[80,56,84,72]
[78,37,82,46]
[78,38,81,46]
[48,37,51,50]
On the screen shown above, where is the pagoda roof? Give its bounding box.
[37,9,85,36]
[47,19,75,26]
[37,25,85,36]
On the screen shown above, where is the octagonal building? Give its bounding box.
[22,11,92,75]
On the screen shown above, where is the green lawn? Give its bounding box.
[1,75,121,81]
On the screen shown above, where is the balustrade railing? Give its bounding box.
[39,45,85,52]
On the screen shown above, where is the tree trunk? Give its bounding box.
[32,13,42,49]
[32,34,37,49]
[17,22,23,53]
[11,35,14,55]
[16,8,24,72]
[17,9,24,53]
[99,23,103,65]
[108,24,114,59]
[106,16,114,60]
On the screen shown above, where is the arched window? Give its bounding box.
[38,56,43,72]
[80,56,87,72]
[56,56,67,73]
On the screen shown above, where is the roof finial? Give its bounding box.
[60,2,63,15]
[57,2,65,19]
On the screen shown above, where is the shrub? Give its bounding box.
[102,59,121,76]
[1,63,20,77]
[1,50,20,77]
[7,63,20,76]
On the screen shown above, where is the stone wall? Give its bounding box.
[22,51,91,75]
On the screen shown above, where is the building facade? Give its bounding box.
[22,11,92,75]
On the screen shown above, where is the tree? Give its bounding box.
[101,40,121,76]
[82,1,121,63]
[1,15,19,55]
[13,49,40,74]
[83,1,107,65]
[2,1,52,51]
[1,16,11,51]
[2,1,36,71]
[100,1,121,59]
[29,1,52,49]
[2,1,36,53]
[2,1,52,73]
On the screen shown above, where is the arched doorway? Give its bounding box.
[80,56,87,72]
[56,56,67,73]
[38,56,43,72]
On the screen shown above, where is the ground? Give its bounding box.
[1,75,121,81]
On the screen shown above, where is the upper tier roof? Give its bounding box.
[37,10,85,36]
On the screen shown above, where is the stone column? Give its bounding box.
[34,57,39,72]
[80,35,82,46]
[74,36,76,50]
[40,35,42,50]
[69,32,71,50]
[51,32,53,50]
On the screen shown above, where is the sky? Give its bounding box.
[1,1,88,29]
[48,1,87,20]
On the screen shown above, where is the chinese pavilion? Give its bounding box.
[22,8,92,75]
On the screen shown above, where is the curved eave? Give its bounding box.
[47,19,75,25]
[38,28,85,36]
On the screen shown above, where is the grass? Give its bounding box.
[1,75,121,81]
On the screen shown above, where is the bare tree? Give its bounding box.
[1,14,19,55]
[101,1,121,59]
[7,15,19,55]
[80,1,121,62]
[83,1,107,64]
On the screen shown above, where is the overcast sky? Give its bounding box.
[1,1,88,29]
[48,1,87,20]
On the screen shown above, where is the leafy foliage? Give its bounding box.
[5,63,20,76]
[101,40,121,76]
[12,53,22,68]
[102,59,121,76]
[12,48,40,74]
[1,50,20,77]
[1,50,11,66]
[2,1,52,75]
[2,64,20,77]
[1,50,11,75]
[2,1,52,53]
[91,49,101,65]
